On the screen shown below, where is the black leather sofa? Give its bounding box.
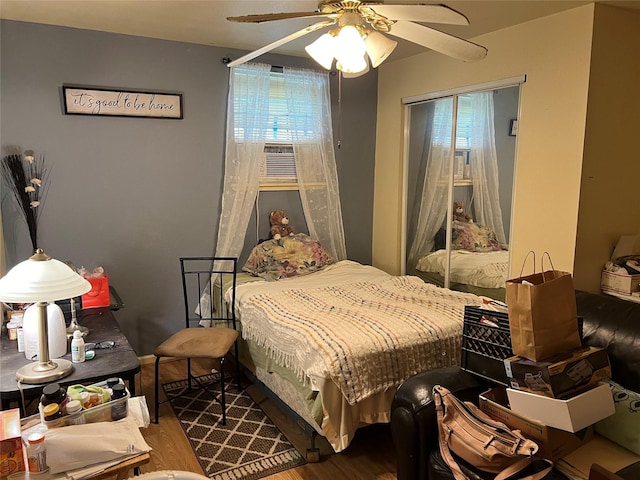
[391,290,640,480]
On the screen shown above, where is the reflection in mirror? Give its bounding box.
[405,85,520,301]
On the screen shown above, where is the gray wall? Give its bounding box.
[492,86,519,240]
[0,20,377,355]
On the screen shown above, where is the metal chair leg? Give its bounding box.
[220,356,227,425]
[187,358,192,390]
[234,341,242,391]
[154,356,160,424]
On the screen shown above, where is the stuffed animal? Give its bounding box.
[269,210,295,240]
[453,201,473,223]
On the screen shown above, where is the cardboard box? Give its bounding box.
[506,382,615,433]
[601,270,640,295]
[479,387,593,460]
[504,346,611,398]
[0,409,25,478]
[558,435,640,479]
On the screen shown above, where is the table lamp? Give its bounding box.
[0,249,91,383]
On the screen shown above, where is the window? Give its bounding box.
[430,94,473,149]
[254,70,303,191]
[455,95,473,149]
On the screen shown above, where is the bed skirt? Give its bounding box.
[411,269,505,301]
[237,335,397,452]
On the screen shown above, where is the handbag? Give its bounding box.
[433,385,553,480]
[505,252,582,361]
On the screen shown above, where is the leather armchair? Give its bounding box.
[391,291,640,480]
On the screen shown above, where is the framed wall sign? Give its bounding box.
[62,85,183,119]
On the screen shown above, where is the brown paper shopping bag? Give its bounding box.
[505,252,582,361]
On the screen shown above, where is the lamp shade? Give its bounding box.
[305,33,336,70]
[342,62,370,78]
[0,250,91,303]
[364,30,398,68]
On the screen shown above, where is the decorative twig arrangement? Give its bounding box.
[1,150,50,251]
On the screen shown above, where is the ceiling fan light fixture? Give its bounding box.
[336,57,368,74]
[364,30,397,68]
[334,24,366,55]
[229,2,487,71]
[334,25,368,74]
[305,32,336,70]
[341,61,370,78]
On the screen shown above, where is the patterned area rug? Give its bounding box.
[163,375,306,480]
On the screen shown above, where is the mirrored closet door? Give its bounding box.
[403,80,522,301]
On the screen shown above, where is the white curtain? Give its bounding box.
[407,97,453,273]
[214,62,346,262]
[213,63,271,262]
[283,67,347,261]
[468,93,506,244]
[406,91,505,273]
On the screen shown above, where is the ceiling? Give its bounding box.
[2,1,639,62]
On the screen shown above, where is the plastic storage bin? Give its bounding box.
[461,306,513,385]
[39,378,129,428]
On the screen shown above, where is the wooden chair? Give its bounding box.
[154,257,240,424]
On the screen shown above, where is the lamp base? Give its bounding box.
[16,358,75,384]
[66,323,90,339]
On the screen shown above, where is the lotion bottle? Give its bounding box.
[71,330,85,363]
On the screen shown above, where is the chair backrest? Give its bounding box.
[179,257,237,330]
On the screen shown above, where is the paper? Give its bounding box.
[65,453,145,480]
[611,234,640,261]
[18,396,152,477]
[45,416,150,473]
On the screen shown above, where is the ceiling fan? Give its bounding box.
[226,0,487,75]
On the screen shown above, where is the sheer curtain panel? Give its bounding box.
[407,97,454,273]
[283,67,347,261]
[468,92,506,244]
[214,63,271,262]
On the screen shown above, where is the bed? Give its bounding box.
[412,221,509,301]
[413,249,508,301]
[216,234,486,453]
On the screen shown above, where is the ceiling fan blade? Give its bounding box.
[227,20,336,67]
[370,4,469,25]
[387,20,487,62]
[228,11,331,23]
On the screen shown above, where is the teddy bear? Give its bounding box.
[453,201,473,223]
[269,210,295,240]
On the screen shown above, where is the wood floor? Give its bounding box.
[134,358,398,480]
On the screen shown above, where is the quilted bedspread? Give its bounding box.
[237,267,483,405]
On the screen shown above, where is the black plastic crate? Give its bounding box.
[461,306,513,386]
